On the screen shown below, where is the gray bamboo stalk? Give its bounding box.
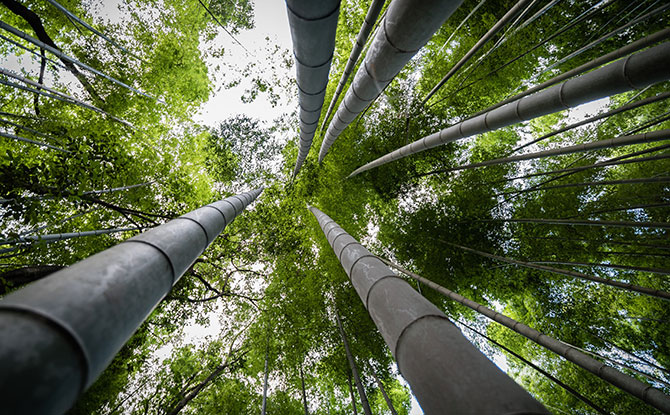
[422,0,532,105]
[0,75,132,127]
[310,206,547,414]
[335,308,371,415]
[587,330,670,377]
[501,176,670,196]
[0,21,162,103]
[0,117,62,143]
[0,33,70,73]
[443,241,670,301]
[455,318,608,415]
[346,371,359,415]
[299,365,309,415]
[348,41,670,177]
[44,0,140,60]
[443,0,537,86]
[261,347,269,415]
[474,27,670,119]
[14,209,94,240]
[510,91,670,153]
[366,361,398,415]
[197,0,250,54]
[528,261,670,276]
[502,217,670,229]
[318,0,464,163]
[380,257,670,412]
[286,0,340,177]
[319,0,385,134]
[0,188,263,414]
[0,130,69,153]
[420,129,670,176]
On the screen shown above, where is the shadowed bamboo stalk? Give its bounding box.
[473,27,670,119]
[443,241,670,300]
[0,75,133,127]
[490,147,670,185]
[0,131,69,153]
[500,217,670,229]
[380,257,670,412]
[528,261,670,276]
[366,361,398,415]
[309,206,547,414]
[542,4,670,76]
[349,41,670,177]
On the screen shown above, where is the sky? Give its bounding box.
[194,0,295,128]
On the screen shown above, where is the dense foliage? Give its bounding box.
[1,0,668,414]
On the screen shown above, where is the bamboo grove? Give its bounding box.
[0,0,668,414]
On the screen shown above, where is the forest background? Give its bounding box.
[0,0,668,413]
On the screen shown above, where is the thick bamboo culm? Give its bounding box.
[318,0,464,162]
[0,189,263,414]
[286,0,340,177]
[309,206,547,414]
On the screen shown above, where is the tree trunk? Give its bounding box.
[0,0,104,104]
[0,265,64,295]
[456,319,608,415]
[261,347,269,415]
[165,352,243,415]
[335,307,371,415]
[367,362,398,415]
[346,371,358,415]
[348,43,670,178]
[380,257,670,412]
[422,0,531,105]
[299,365,309,415]
[443,241,670,301]
[500,176,670,196]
